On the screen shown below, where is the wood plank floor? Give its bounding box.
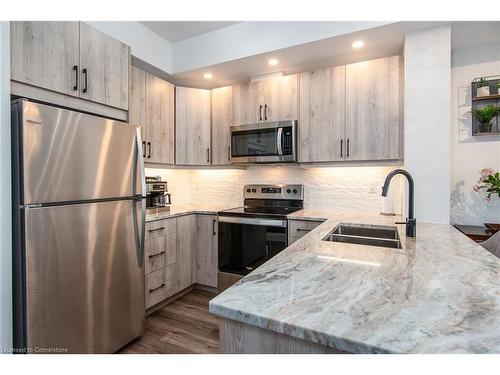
[119,289,219,354]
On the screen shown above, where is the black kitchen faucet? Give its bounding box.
[382,169,416,237]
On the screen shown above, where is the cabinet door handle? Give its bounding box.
[142,141,146,158]
[147,142,151,158]
[82,68,88,94]
[340,139,343,158]
[227,146,231,162]
[73,65,78,91]
[347,138,350,157]
[148,283,165,293]
[213,219,216,236]
[148,226,165,232]
[264,104,268,121]
[259,105,262,121]
[206,148,210,163]
[296,228,311,233]
[148,251,165,259]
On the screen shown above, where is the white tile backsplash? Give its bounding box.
[146,165,402,215]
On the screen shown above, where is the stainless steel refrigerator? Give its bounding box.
[11,99,146,353]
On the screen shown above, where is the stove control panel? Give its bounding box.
[243,184,303,200]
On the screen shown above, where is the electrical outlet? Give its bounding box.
[368,182,379,195]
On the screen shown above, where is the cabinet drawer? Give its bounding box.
[288,220,323,238]
[146,218,176,240]
[145,232,176,274]
[145,268,167,309]
[145,249,166,274]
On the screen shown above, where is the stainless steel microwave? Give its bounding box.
[230,120,297,164]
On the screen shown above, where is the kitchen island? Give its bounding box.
[209,211,500,354]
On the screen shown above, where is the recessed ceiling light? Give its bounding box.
[268,58,279,66]
[203,72,213,79]
[352,40,365,49]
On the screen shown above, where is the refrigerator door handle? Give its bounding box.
[133,127,146,267]
[134,127,146,198]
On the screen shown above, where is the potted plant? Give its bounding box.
[470,104,499,133]
[473,167,500,201]
[476,78,490,97]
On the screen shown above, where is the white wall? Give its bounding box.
[404,26,452,224]
[450,43,500,225]
[86,21,172,73]
[0,21,12,353]
[146,166,402,215]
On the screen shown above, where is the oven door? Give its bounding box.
[218,216,288,276]
[230,121,296,164]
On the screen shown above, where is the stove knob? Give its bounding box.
[293,189,298,194]
[246,188,251,193]
[286,189,292,194]
[252,188,256,193]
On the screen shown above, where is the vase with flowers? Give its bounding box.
[473,167,500,201]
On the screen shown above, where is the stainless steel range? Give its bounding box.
[218,184,304,276]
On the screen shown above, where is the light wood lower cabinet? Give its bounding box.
[196,215,218,288]
[174,215,197,292]
[288,219,324,245]
[144,214,218,310]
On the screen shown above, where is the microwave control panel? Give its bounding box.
[282,127,293,155]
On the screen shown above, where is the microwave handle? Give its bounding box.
[277,127,283,156]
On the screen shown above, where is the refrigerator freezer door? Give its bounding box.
[24,199,145,353]
[18,100,142,204]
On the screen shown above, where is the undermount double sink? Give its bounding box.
[323,223,402,249]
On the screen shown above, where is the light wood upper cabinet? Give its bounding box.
[10,22,130,111]
[233,75,298,125]
[130,67,174,164]
[299,66,346,162]
[260,74,298,122]
[11,22,80,97]
[211,86,233,165]
[145,73,175,164]
[233,82,257,125]
[79,22,130,110]
[345,56,403,161]
[175,215,197,292]
[129,66,146,139]
[175,87,212,165]
[196,215,218,288]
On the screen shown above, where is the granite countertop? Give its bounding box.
[209,210,500,354]
[146,204,237,222]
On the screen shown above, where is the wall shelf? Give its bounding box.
[472,93,500,102]
[471,75,500,136]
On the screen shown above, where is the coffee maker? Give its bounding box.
[146,176,171,210]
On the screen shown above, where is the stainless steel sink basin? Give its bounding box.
[323,223,402,249]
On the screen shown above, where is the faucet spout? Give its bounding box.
[381,169,416,237]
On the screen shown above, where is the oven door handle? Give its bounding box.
[218,216,286,228]
[276,127,283,156]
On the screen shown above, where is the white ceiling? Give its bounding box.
[133,21,500,89]
[140,21,240,43]
[170,21,449,89]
